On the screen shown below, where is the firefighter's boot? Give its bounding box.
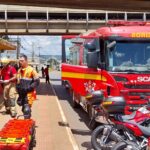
[22,104,31,119]
[4,100,11,114]
[10,99,17,118]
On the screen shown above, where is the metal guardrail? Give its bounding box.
[0,10,149,35]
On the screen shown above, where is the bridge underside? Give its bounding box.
[0,0,150,12]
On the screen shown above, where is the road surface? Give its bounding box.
[50,70,93,150]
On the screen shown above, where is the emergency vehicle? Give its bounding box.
[61,20,150,117]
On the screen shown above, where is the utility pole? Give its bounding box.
[38,46,41,57]
[32,42,35,62]
[38,46,41,64]
[17,36,20,59]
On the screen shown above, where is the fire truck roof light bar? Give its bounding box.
[108,20,150,26]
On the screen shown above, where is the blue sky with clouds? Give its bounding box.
[10,36,62,56]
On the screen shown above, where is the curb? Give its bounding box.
[50,82,80,150]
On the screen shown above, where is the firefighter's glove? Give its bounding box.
[27,84,34,92]
[21,85,34,93]
[26,79,40,92]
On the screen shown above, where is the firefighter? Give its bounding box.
[16,54,40,119]
[0,58,17,118]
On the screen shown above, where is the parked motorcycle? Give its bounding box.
[113,134,150,150]
[91,96,150,150]
[113,141,140,150]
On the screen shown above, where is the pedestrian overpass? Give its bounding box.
[0,0,150,12]
[0,6,150,35]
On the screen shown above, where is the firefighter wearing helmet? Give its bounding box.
[16,54,40,119]
[0,58,17,118]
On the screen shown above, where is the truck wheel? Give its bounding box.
[71,91,79,108]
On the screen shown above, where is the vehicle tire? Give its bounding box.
[112,142,127,150]
[71,91,79,108]
[63,80,69,90]
[113,141,138,150]
[91,125,119,150]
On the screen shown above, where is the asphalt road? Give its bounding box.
[50,71,93,150]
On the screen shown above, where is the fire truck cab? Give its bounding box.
[62,21,150,116]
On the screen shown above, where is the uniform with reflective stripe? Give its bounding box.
[17,66,39,105]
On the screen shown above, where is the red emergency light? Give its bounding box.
[107,20,150,26]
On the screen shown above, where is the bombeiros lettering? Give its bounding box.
[131,32,150,38]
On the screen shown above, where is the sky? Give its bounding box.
[10,36,62,56]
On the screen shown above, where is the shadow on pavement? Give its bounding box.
[36,82,54,96]
[52,84,71,100]
[71,129,91,136]
[50,78,61,82]
[71,128,94,150]
[52,84,91,127]
[81,141,93,150]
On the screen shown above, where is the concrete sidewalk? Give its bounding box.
[0,79,79,150]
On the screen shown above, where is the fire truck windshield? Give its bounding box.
[108,41,150,73]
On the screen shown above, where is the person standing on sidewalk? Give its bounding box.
[41,66,45,78]
[16,54,40,119]
[36,65,39,73]
[44,65,50,84]
[0,59,17,118]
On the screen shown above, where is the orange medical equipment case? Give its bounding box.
[0,118,36,150]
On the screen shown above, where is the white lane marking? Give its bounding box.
[50,82,80,150]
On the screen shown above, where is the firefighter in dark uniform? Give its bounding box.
[16,54,40,119]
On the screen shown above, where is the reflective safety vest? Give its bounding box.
[17,66,39,105]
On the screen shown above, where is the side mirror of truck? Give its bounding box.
[87,51,98,69]
[84,42,96,51]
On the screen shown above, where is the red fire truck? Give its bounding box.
[61,21,150,117]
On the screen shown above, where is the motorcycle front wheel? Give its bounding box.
[91,125,120,150]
